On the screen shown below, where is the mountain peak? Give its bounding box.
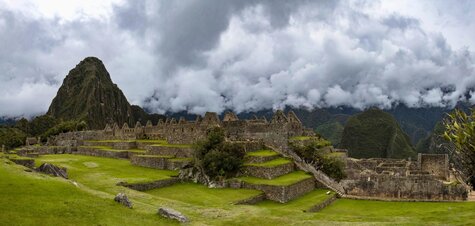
[47,57,133,129]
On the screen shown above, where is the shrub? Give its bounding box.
[194,127,245,180]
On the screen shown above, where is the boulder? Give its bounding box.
[158,207,188,223]
[36,163,68,179]
[114,193,133,208]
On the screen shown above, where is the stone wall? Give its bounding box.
[130,155,190,170]
[243,162,294,179]
[342,157,468,200]
[145,146,194,158]
[241,177,315,203]
[418,154,449,180]
[342,174,467,201]
[76,147,128,159]
[118,178,181,191]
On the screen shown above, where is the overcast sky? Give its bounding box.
[1,0,475,118]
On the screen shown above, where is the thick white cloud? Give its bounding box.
[0,0,474,117]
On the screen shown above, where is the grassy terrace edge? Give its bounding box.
[238,171,312,186]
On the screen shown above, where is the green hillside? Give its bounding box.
[340,108,416,159]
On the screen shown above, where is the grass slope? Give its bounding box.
[0,157,169,225]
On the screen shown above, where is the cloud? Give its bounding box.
[0,0,474,118]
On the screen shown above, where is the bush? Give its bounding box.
[194,127,245,180]
[0,127,27,150]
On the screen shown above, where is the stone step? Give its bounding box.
[145,144,194,158]
[245,150,280,164]
[235,171,315,203]
[130,154,191,170]
[243,158,294,179]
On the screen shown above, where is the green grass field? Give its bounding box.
[1,153,475,225]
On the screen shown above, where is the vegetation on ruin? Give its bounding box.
[290,139,346,181]
[245,157,292,167]
[246,149,279,157]
[194,127,245,180]
[340,108,416,159]
[443,108,475,187]
[289,136,313,141]
[238,171,313,186]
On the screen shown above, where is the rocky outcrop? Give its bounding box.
[158,207,188,223]
[114,193,133,208]
[36,163,68,179]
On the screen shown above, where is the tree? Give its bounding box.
[443,108,475,188]
[194,127,245,180]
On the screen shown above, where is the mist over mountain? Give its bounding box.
[1,1,475,118]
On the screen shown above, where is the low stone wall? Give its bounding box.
[131,155,190,170]
[306,194,338,212]
[131,155,169,169]
[233,193,266,205]
[241,177,315,203]
[9,158,35,168]
[82,141,116,147]
[243,162,294,179]
[118,178,181,191]
[245,154,279,164]
[146,146,194,158]
[112,142,137,150]
[76,147,129,159]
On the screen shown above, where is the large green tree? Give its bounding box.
[443,108,475,188]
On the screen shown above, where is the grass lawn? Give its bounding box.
[314,199,475,225]
[244,157,291,167]
[146,183,262,207]
[2,153,475,225]
[35,154,178,185]
[246,149,278,157]
[256,189,334,212]
[0,157,173,225]
[238,171,313,186]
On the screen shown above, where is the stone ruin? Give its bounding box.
[38,110,471,201]
[49,110,315,150]
[341,153,469,201]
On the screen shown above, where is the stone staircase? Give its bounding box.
[235,149,317,203]
[266,145,346,197]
